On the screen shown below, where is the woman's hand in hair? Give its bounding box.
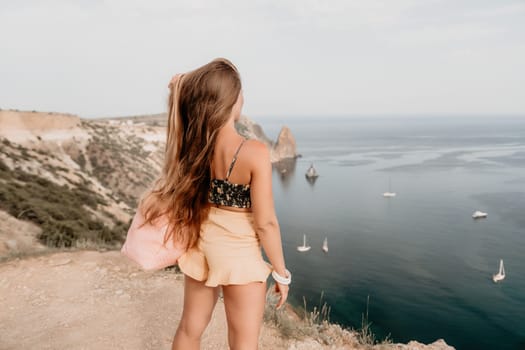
[274,282,289,309]
[168,73,184,89]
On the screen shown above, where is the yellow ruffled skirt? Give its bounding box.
[177,207,272,287]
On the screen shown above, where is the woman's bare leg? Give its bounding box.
[172,275,219,350]
[222,281,267,350]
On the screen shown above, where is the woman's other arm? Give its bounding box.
[249,140,289,308]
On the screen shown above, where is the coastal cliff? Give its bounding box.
[0,109,453,350]
[0,109,300,251]
[0,110,81,142]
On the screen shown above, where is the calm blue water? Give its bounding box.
[262,116,525,350]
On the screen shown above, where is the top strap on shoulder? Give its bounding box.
[225,139,246,180]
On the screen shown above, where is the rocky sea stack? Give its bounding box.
[235,115,298,162]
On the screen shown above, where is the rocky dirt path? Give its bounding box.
[0,250,287,350]
[0,249,454,350]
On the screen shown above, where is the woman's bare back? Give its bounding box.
[210,128,255,212]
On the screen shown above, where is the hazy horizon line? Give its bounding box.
[2,108,524,120]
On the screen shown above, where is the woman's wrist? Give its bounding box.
[272,268,292,285]
[272,264,287,277]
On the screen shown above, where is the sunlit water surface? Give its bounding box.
[261,116,525,350]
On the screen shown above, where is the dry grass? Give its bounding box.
[264,289,392,348]
[264,286,355,346]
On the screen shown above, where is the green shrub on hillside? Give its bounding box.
[0,159,8,173]
[74,153,86,169]
[0,165,126,248]
[235,122,249,136]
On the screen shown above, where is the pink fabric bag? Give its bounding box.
[121,209,186,271]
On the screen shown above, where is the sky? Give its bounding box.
[1,0,524,119]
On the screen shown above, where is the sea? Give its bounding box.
[260,115,525,350]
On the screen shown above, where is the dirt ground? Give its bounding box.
[0,249,455,350]
[0,250,289,350]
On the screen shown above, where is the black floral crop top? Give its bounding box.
[208,139,251,208]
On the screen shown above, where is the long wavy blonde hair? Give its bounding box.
[138,58,242,249]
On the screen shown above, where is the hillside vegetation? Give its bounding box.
[0,111,167,256]
[0,110,292,257]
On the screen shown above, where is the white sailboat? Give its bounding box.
[322,237,328,253]
[305,164,319,179]
[492,259,506,283]
[472,210,488,219]
[297,234,311,252]
[383,178,396,197]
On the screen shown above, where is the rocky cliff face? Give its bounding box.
[234,115,272,148]
[235,115,298,162]
[0,110,83,143]
[271,126,297,162]
[0,110,298,254]
[0,110,164,255]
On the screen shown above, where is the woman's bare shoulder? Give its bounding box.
[243,139,270,158]
[245,140,271,172]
